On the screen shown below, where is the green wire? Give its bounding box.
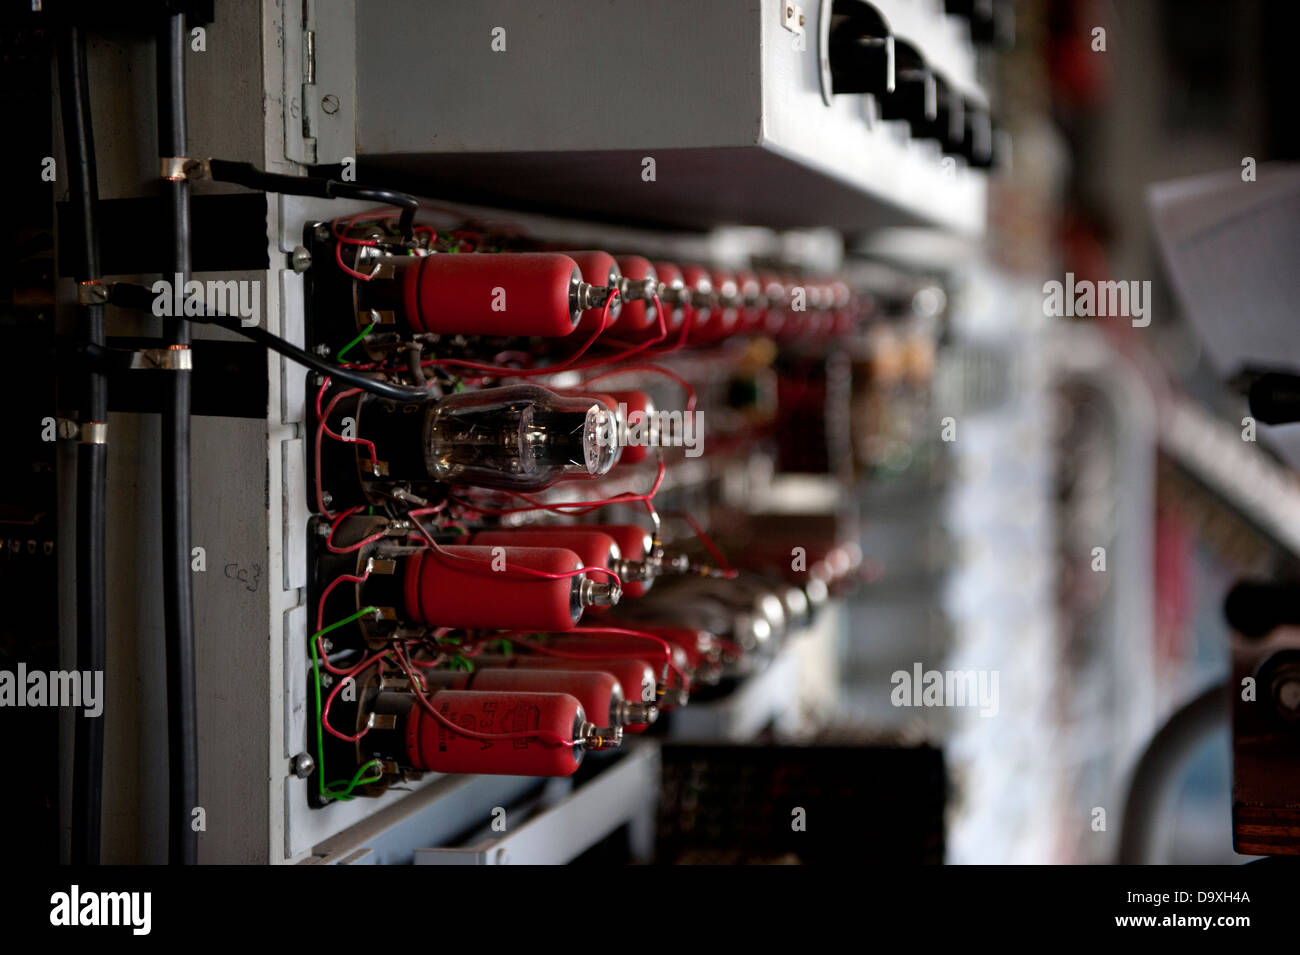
[324,759,383,801]
[310,605,381,802]
[336,321,377,364]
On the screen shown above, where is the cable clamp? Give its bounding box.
[129,345,193,371]
[77,281,109,306]
[160,156,210,182]
[57,419,107,444]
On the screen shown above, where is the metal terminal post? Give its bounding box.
[579,577,621,609]
[617,274,657,302]
[572,282,616,313]
[579,722,623,752]
[615,699,658,726]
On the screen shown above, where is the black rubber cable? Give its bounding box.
[157,10,199,866]
[57,22,107,868]
[206,159,418,240]
[105,281,435,403]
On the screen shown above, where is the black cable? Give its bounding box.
[207,316,436,403]
[57,22,107,869]
[158,10,199,866]
[206,159,418,240]
[105,281,435,403]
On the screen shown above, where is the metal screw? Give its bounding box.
[291,246,312,272]
[314,343,331,356]
[320,674,334,688]
[320,638,334,654]
[314,223,331,242]
[291,753,315,778]
[321,492,334,507]
[321,94,340,115]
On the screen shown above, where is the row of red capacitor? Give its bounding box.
[369,248,864,344]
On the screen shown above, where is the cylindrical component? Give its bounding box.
[585,523,656,598]
[733,271,764,332]
[564,250,623,339]
[678,264,714,342]
[604,389,657,465]
[653,261,689,333]
[608,622,718,672]
[544,633,690,708]
[405,690,591,776]
[376,252,586,338]
[757,272,788,335]
[468,528,622,577]
[612,255,659,332]
[420,383,618,489]
[694,269,741,342]
[416,667,653,729]
[879,41,936,135]
[471,653,659,728]
[829,12,895,97]
[400,545,614,631]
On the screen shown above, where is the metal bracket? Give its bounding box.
[129,346,193,371]
[77,281,109,306]
[284,0,356,166]
[160,156,210,182]
[57,419,107,445]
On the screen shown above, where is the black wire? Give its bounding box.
[57,23,106,868]
[105,281,435,403]
[158,10,199,866]
[206,159,418,239]
[209,316,436,403]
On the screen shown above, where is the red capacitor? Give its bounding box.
[694,269,740,343]
[402,545,584,631]
[678,265,713,342]
[585,524,655,598]
[392,252,581,337]
[471,654,658,721]
[564,250,622,341]
[418,668,624,729]
[467,528,620,575]
[733,271,764,332]
[607,623,714,670]
[604,389,655,465]
[544,634,690,708]
[405,690,585,776]
[652,261,688,336]
[612,255,658,332]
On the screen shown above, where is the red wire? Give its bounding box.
[325,506,389,554]
[391,646,574,748]
[449,460,665,518]
[581,364,697,413]
[668,510,738,578]
[321,648,392,742]
[423,289,619,377]
[405,508,622,588]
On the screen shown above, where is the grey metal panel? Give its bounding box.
[353,0,986,233]
[356,0,763,155]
